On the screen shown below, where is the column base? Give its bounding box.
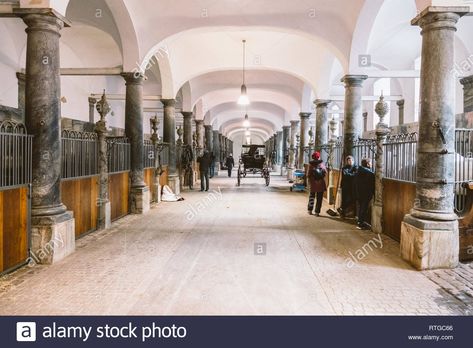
[273,164,281,173]
[401,214,459,270]
[287,168,294,181]
[168,175,180,195]
[130,186,150,214]
[371,203,383,234]
[98,201,111,229]
[30,211,75,265]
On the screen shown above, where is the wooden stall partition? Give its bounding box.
[0,187,28,273]
[382,178,416,242]
[459,183,473,262]
[61,176,99,238]
[109,172,130,221]
[159,166,169,187]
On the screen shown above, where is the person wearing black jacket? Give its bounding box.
[197,150,212,191]
[225,154,235,177]
[355,158,375,230]
[338,155,357,217]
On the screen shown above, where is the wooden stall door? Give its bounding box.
[0,187,28,273]
[109,172,130,221]
[61,176,98,238]
[382,179,416,242]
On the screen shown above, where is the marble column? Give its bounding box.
[88,97,97,124]
[401,6,469,270]
[372,95,390,234]
[123,72,150,213]
[20,10,75,264]
[282,126,290,168]
[460,76,473,128]
[16,72,25,121]
[204,125,213,152]
[362,112,368,133]
[287,120,299,179]
[162,99,180,194]
[213,130,221,174]
[182,111,193,146]
[315,99,331,151]
[298,112,311,167]
[341,75,367,158]
[327,117,338,204]
[195,120,205,155]
[396,99,405,125]
[274,130,283,173]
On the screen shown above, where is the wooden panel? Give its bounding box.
[144,168,154,203]
[159,166,169,187]
[382,179,416,242]
[109,172,129,221]
[459,185,473,261]
[61,176,99,238]
[323,169,340,200]
[1,187,28,272]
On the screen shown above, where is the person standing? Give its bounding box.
[225,153,235,177]
[308,151,327,217]
[197,150,211,191]
[355,158,375,230]
[338,155,357,218]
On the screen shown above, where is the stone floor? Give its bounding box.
[0,172,472,315]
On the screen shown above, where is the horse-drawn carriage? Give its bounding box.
[237,144,270,186]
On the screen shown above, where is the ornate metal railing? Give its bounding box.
[455,128,473,214]
[0,119,32,188]
[143,140,156,169]
[383,132,418,183]
[106,137,130,174]
[61,130,99,179]
[353,137,377,168]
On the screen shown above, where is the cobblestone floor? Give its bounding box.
[0,173,472,315]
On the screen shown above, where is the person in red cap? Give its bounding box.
[307,151,327,216]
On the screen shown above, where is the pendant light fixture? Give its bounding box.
[243,106,250,128]
[238,39,250,105]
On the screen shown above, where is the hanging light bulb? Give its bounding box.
[237,40,250,105]
[243,113,250,128]
[245,129,251,136]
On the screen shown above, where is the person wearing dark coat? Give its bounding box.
[338,155,357,217]
[209,152,216,178]
[307,151,327,216]
[197,150,212,191]
[355,158,375,230]
[225,154,235,177]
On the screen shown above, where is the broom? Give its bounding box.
[326,149,345,217]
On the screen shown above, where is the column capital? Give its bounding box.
[161,98,176,107]
[88,97,97,105]
[181,111,193,118]
[195,119,204,125]
[396,99,405,107]
[16,72,26,82]
[121,72,145,85]
[204,124,213,129]
[290,120,300,126]
[314,99,332,107]
[299,112,312,118]
[460,75,473,87]
[412,6,469,31]
[15,8,71,34]
[283,125,291,130]
[341,74,368,87]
